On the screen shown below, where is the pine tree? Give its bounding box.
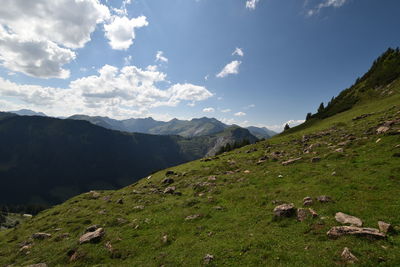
[284,123,290,131]
[318,102,325,113]
[306,112,312,121]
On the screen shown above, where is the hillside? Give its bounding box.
[0,115,256,207]
[68,115,276,139]
[0,50,399,266]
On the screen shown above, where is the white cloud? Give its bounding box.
[221,109,231,113]
[0,64,213,119]
[124,55,132,65]
[104,15,148,50]
[308,0,348,16]
[216,60,242,78]
[0,0,109,78]
[246,0,260,10]
[155,51,168,63]
[266,119,305,132]
[232,47,244,57]
[234,111,246,117]
[203,107,215,113]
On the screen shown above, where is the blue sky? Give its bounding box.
[0,0,399,131]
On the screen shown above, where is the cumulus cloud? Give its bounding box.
[266,119,305,132]
[104,15,148,50]
[232,47,244,57]
[216,60,242,78]
[0,64,213,118]
[246,0,260,10]
[155,51,168,63]
[307,0,348,16]
[0,0,110,78]
[234,111,246,117]
[203,107,215,113]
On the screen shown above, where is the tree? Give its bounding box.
[306,113,312,121]
[284,123,290,131]
[317,102,325,113]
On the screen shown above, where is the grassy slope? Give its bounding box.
[1,87,400,266]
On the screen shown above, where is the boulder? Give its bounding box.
[203,254,214,264]
[335,212,363,227]
[116,198,123,204]
[87,190,100,199]
[282,157,302,166]
[327,226,386,239]
[32,233,51,240]
[377,126,390,134]
[303,197,313,206]
[185,214,202,221]
[309,208,318,218]
[79,228,105,244]
[317,195,332,203]
[273,203,296,217]
[163,186,176,194]
[341,247,358,264]
[378,221,393,234]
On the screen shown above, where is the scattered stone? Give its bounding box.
[376,138,382,143]
[335,212,363,227]
[338,141,350,146]
[133,205,145,210]
[79,228,105,244]
[116,198,123,204]
[19,244,33,253]
[377,126,390,134]
[68,249,81,262]
[296,208,309,222]
[86,225,100,233]
[378,221,393,234]
[327,226,386,239]
[317,195,332,203]
[311,157,321,163]
[54,233,70,241]
[257,156,268,165]
[203,254,214,264]
[395,144,400,148]
[244,170,251,174]
[146,175,152,180]
[282,157,302,166]
[309,208,318,218]
[273,203,296,217]
[162,178,175,185]
[105,241,114,252]
[26,264,48,267]
[331,171,337,176]
[87,190,100,199]
[132,190,142,194]
[335,148,344,153]
[32,233,52,240]
[278,174,283,178]
[208,175,217,181]
[213,206,224,211]
[185,214,202,221]
[102,196,111,202]
[303,197,313,206]
[163,186,176,194]
[116,218,127,224]
[352,113,372,121]
[341,247,358,264]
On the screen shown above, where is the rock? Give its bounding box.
[296,208,310,222]
[331,171,337,176]
[335,212,363,227]
[213,206,224,211]
[79,228,105,244]
[86,225,100,233]
[335,148,344,153]
[102,196,111,202]
[26,264,48,267]
[311,157,321,163]
[208,175,217,181]
[161,234,169,244]
[376,138,381,143]
[166,170,175,176]
[282,157,302,166]
[162,178,175,185]
[273,203,296,217]
[317,195,332,203]
[116,198,123,204]
[243,170,251,174]
[68,249,81,262]
[341,247,358,264]
[87,190,100,199]
[185,214,202,221]
[377,126,390,134]
[303,197,313,206]
[309,208,318,218]
[353,114,372,121]
[32,233,51,240]
[163,186,176,194]
[327,226,386,239]
[378,221,393,234]
[133,205,145,210]
[203,254,214,264]
[105,241,113,252]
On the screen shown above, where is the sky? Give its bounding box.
[0,0,399,132]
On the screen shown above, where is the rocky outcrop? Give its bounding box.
[79,228,105,244]
[327,226,386,239]
[273,204,296,217]
[335,212,363,227]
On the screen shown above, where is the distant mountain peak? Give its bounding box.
[9,109,47,117]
